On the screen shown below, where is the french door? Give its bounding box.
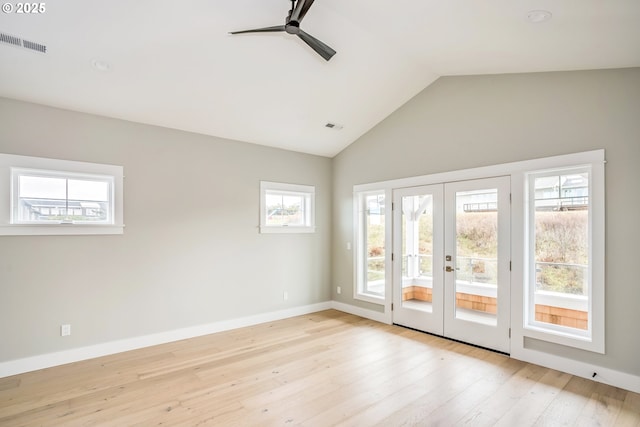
[392,176,511,353]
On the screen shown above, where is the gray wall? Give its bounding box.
[2,68,639,378]
[0,97,332,362]
[332,68,640,375]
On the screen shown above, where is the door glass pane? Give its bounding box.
[455,189,498,325]
[401,194,433,312]
[533,173,589,330]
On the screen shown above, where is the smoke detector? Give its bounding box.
[91,59,112,72]
[526,10,552,23]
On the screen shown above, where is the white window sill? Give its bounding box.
[260,226,315,234]
[522,323,603,354]
[535,290,588,312]
[354,292,385,305]
[0,224,124,236]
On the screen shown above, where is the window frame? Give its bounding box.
[0,153,124,236]
[522,161,605,353]
[353,187,392,304]
[259,181,315,234]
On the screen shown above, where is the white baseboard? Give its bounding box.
[3,300,638,395]
[0,301,332,379]
[511,346,640,394]
[331,301,390,324]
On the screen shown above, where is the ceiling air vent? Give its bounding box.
[0,31,47,53]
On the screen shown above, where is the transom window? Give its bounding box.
[0,153,124,236]
[259,181,315,233]
[12,169,113,224]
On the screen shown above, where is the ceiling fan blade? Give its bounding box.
[297,30,336,61]
[229,25,286,35]
[290,0,315,23]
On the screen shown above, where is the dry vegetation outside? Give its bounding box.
[367,210,588,294]
[535,210,588,294]
[535,211,588,264]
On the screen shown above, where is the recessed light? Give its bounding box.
[91,59,111,72]
[526,10,552,23]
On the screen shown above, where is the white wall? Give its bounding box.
[0,97,332,363]
[332,68,640,376]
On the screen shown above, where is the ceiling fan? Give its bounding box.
[230,0,336,61]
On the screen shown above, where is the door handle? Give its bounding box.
[445,266,458,272]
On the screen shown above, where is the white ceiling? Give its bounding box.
[1,0,639,157]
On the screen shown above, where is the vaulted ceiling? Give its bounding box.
[1,0,639,157]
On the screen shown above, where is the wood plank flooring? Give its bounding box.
[0,310,638,426]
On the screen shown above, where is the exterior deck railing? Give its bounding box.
[368,254,588,297]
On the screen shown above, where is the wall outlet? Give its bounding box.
[337,286,342,295]
[60,324,71,337]
[283,291,288,301]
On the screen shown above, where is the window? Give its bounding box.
[12,169,113,224]
[260,181,315,233]
[355,190,387,301]
[0,153,124,235]
[524,161,604,353]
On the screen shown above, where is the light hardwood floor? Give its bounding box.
[0,310,638,426]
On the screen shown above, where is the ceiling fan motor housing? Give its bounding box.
[285,21,301,34]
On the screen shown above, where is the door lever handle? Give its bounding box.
[445,266,458,272]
